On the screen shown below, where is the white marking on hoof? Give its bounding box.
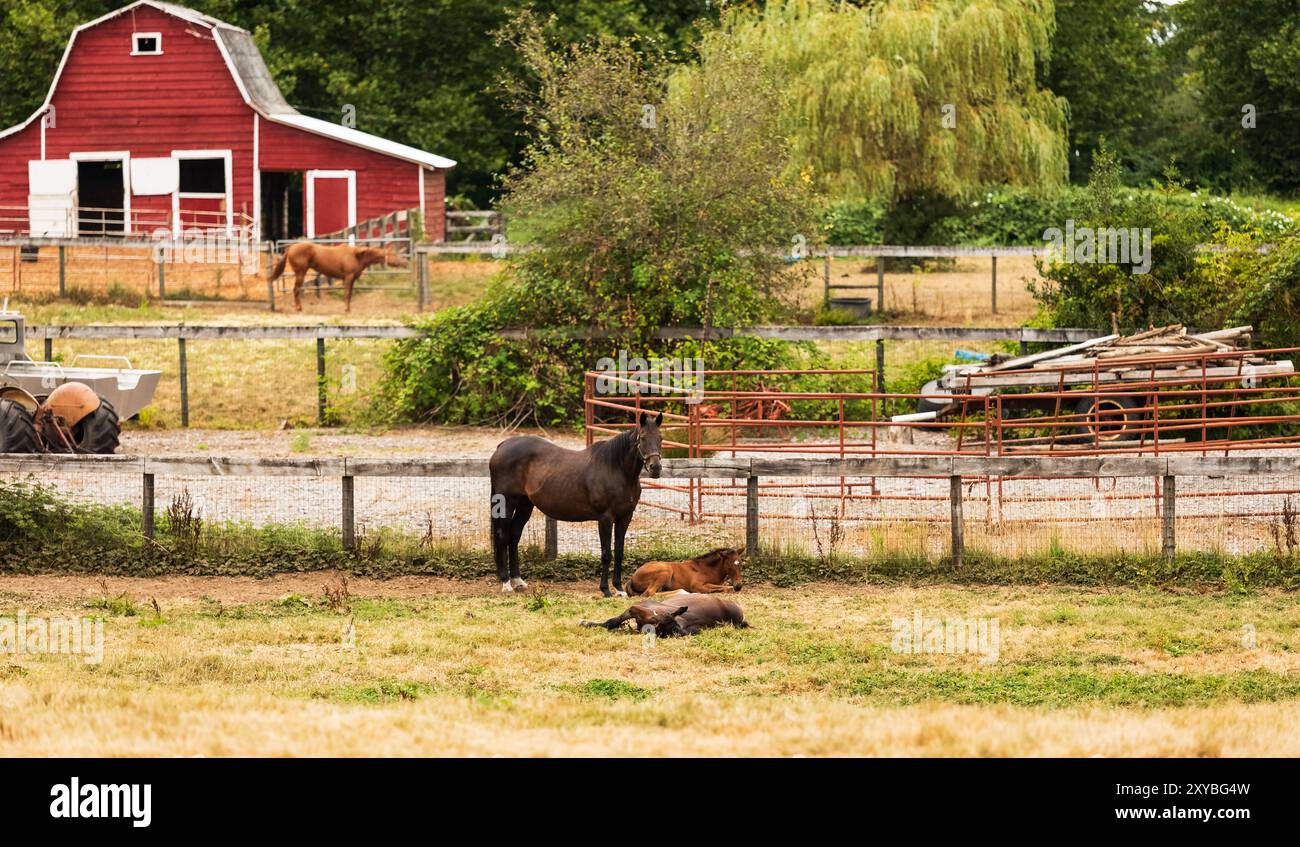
[501,581,514,593]
[614,589,627,597]
[510,578,528,590]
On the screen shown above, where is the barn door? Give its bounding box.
[305,170,356,239]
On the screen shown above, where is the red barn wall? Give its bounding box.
[258,120,427,225]
[0,4,451,239]
[46,7,253,230]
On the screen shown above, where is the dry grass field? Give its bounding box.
[800,255,1043,325]
[2,575,1297,757]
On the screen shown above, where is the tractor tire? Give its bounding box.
[0,398,39,454]
[1072,393,1143,444]
[72,397,120,455]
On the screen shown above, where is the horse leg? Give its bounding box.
[343,272,357,313]
[597,516,613,597]
[292,269,307,311]
[507,499,533,591]
[490,488,513,591]
[698,583,732,593]
[580,609,634,631]
[611,514,630,597]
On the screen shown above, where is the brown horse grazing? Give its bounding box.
[489,412,663,596]
[580,592,748,637]
[626,547,745,596]
[268,241,406,312]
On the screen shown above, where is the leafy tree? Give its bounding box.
[716,0,1068,218]
[1175,0,1300,195]
[1043,0,1166,182]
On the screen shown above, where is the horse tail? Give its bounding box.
[268,250,288,281]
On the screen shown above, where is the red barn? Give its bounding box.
[0,0,454,242]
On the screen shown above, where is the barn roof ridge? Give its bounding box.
[0,1,456,170]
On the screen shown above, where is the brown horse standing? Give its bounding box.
[626,547,745,596]
[268,241,406,312]
[488,412,663,596]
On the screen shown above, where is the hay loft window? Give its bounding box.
[179,158,226,194]
[131,32,162,55]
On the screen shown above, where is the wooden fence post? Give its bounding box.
[58,246,66,297]
[265,244,276,312]
[142,471,155,541]
[545,516,558,561]
[43,336,52,362]
[316,337,327,426]
[876,256,885,313]
[158,256,165,299]
[178,337,189,428]
[990,255,998,314]
[949,474,964,568]
[342,474,356,551]
[822,254,831,306]
[1162,473,1176,562]
[745,475,760,554]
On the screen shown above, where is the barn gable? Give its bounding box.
[0,1,453,242]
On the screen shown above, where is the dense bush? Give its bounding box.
[1031,145,1300,347]
[822,186,1297,247]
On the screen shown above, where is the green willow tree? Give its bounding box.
[720,0,1068,204]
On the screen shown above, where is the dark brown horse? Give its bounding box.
[626,547,745,596]
[489,412,663,596]
[580,593,748,637]
[268,241,406,312]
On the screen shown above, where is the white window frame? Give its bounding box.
[305,169,357,239]
[69,150,131,235]
[171,149,234,235]
[131,32,163,56]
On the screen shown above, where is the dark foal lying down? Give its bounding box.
[580,593,748,637]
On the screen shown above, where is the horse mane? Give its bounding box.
[696,547,736,565]
[593,427,638,468]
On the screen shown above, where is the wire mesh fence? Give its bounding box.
[0,242,264,302]
[2,455,1297,565]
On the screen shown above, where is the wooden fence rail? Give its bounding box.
[3,453,1295,564]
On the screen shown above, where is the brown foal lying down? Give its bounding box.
[625,547,744,596]
[580,593,748,637]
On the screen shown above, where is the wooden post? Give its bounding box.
[417,251,428,312]
[316,337,327,426]
[158,256,165,299]
[990,255,998,314]
[822,254,831,306]
[342,474,356,551]
[43,337,52,362]
[142,472,155,541]
[545,516,558,561]
[57,246,66,297]
[178,337,189,428]
[876,256,885,313]
[266,244,276,312]
[1019,338,1029,356]
[1162,474,1176,562]
[745,475,759,554]
[949,475,964,568]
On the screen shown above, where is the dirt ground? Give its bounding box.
[118,424,584,458]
